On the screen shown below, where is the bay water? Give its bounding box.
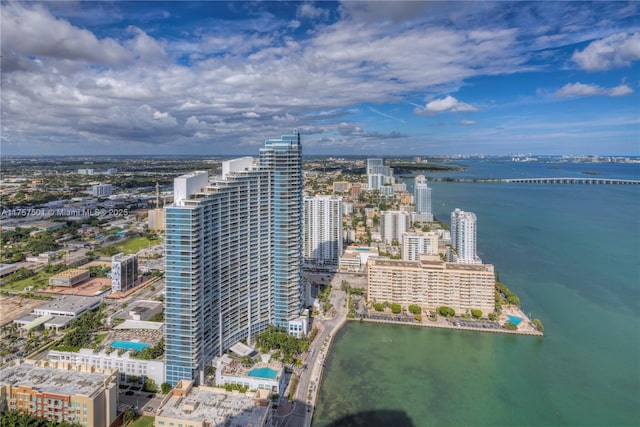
[313,160,639,427]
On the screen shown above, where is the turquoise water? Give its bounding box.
[110,340,150,352]
[314,162,639,427]
[507,315,523,326]
[247,367,278,379]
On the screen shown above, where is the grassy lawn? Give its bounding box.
[94,333,107,346]
[101,236,162,255]
[1,270,52,291]
[129,416,154,427]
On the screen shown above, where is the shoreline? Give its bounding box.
[307,308,541,426]
[351,316,543,337]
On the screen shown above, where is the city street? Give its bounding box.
[280,273,350,427]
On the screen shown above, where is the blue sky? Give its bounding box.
[1,1,639,156]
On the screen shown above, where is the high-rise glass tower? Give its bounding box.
[413,175,433,222]
[304,196,343,267]
[259,130,303,327]
[164,130,303,386]
[450,208,481,264]
[367,158,394,191]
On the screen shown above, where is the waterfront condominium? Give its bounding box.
[303,195,343,267]
[164,130,303,386]
[259,131,304,328]
[367,158,394,191]
[413,175,433,222]
[450,208,482,264]
[367,257,495,314]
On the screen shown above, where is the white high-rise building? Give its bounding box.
[450,208,481,264]
[380,211,411,245]
[402,231,439,261]
[91,183,113,197]
[164,130,303,386]
[413,175,433,222]
[367,158,394,191]
[304,196,343,267]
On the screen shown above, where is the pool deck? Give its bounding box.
[355,305,543,337]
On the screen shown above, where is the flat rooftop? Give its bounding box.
[35,295,101,315]
[0,361,113,398]
[50,268,89,279]
[156,387,268,426]
[113,320,163,330]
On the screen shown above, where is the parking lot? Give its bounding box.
[118,389,164,414]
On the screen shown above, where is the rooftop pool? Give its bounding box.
[247,367,279,379]
[111,340,151,352]
[507,315,523,326]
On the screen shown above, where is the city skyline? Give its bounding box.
[1,1,639,156]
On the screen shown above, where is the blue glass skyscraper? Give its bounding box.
[164,131,303,386]
[259,130,303,327]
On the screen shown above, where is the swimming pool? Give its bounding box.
[247,367,278,379]
[507,315,523,326]
[110,340,151,352]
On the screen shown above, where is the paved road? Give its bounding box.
[282,274,349,427]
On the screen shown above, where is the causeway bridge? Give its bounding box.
[503,177,640,185]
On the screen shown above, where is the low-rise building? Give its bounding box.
[155,380,271,427]
[339,246,379,272]
[49,268,90,287]
[48,348,164,387]
[215,355,285,395]
[34,295,101,318]
[367,256,495,314]
[126,300,163,321]
[0,360,118,427]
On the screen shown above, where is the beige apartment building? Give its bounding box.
[155,380,271,427]
[367,256,495,314]
[0,360,118,427]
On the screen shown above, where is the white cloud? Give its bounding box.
[297,3,329,20]
[572,32,640,71]
[555,82,635,98]
[0,3,131,68]
[460,120,477,126]
[608,84,634,97]
[1,2,637,155]
[414,96,478,116]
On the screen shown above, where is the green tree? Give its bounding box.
[488,312,497,321]
[532,318,544,332]
[506,294,520,306]
[161,382,172,394]
[123,408,138,425]
[408,305,421,314]
[471,309,482,319]
[143,378,158,393]
[390,303,402,314]
[504,321,518,330]
[438,306,455,317]
[373,303,384,311]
